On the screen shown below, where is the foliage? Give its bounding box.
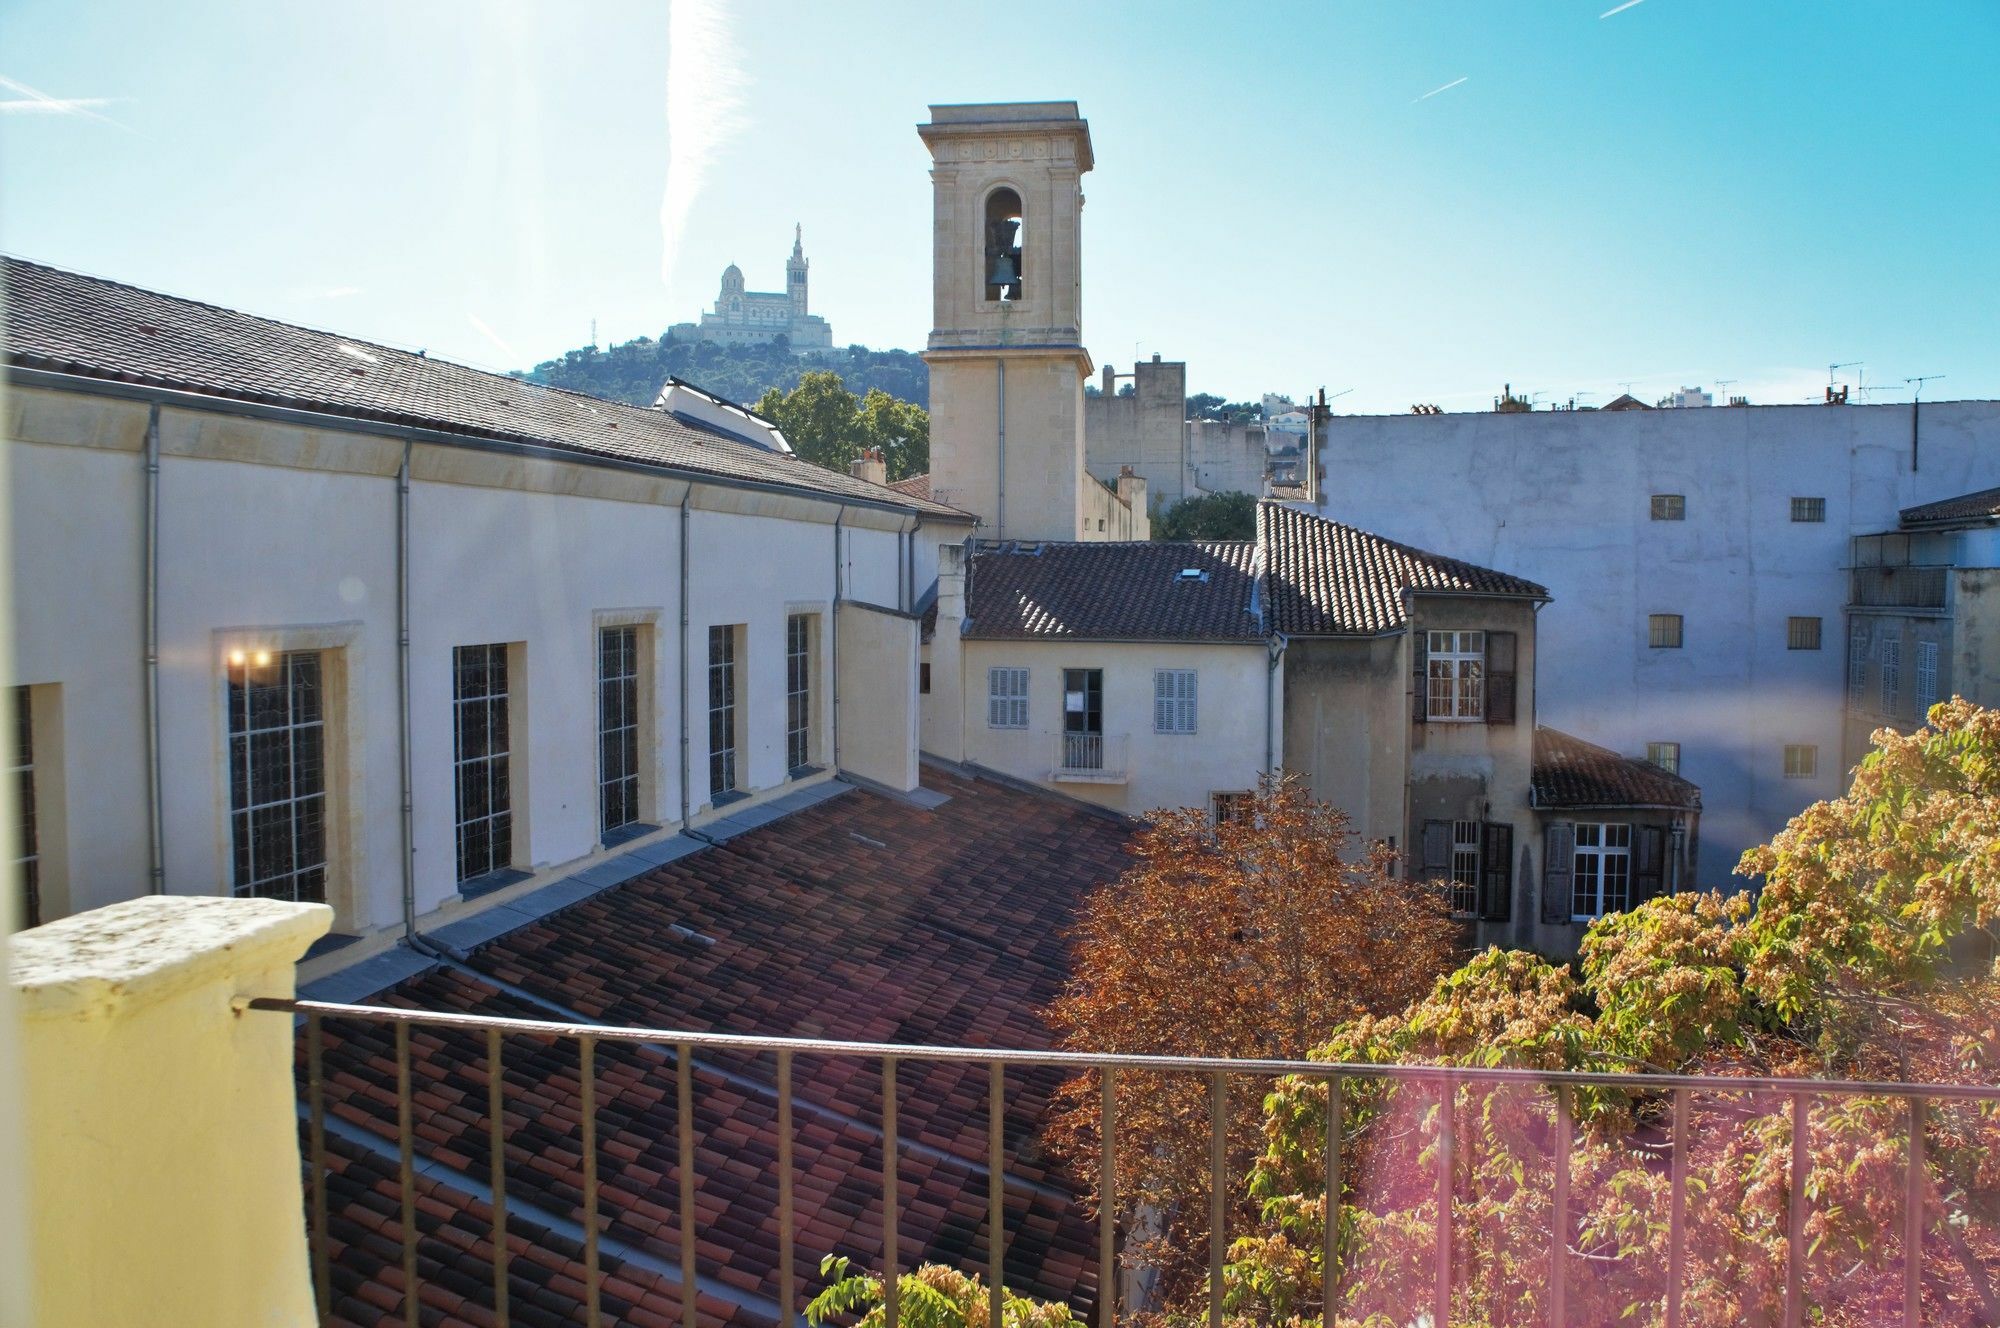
[1211,701,2000,1328]
[1043,776,1460,1307]
[807,1256,1076,1328]
[1186,393,1262,423]
[1153,492,1259,540]
[516,334,929,412]
[753,372,929,481]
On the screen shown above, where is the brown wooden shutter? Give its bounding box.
[1633,824,1665,905]
[1479,821,1513,921]
[1485,630,1517,726]
[1420,819,1450,878]
[1541,821,1574,924]
[1411,629,1429,724]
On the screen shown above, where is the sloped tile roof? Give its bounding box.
[1259,502,1548,636]
[2,256,960,518]
[963,540,1262,642]
[1900,485,2000,527]
[1531,726,1702,810]
[310,768,1137,1326]
[888,472,931,501]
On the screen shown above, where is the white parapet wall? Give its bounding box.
[11,894,330,1327]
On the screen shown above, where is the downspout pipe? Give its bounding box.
[1264,632,1288,775]
[831,508,845,769]
[142,403,165,894]
[678,490,691,827]
[995,361,1007,541]
[397,441,421,943]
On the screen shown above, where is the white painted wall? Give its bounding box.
[1301,399,2000,883]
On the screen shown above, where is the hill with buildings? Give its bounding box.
[516,335,930,410]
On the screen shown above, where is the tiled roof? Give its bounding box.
[1,256,960,518]
[311,767,1137,1326]
[1900,485,2000,527]
[963,540,1262,642]
[1531,726,1702,810]
[888,473,931,501]
[1259,502,1548,636]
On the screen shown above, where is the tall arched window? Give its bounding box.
[983,188,1024,302]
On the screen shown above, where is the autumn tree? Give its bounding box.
[1044,776,1460,1306]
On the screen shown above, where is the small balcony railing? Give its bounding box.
[1052,732,1127,783]
[1851,564,1950,609]
[254,996,1994,1328]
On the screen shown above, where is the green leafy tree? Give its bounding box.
[858,387,931,481]
[1154,492,1258,540]
[517,336,931,412]
[756,371,864,473]
[807,1256,1076,1328]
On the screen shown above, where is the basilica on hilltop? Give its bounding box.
[668,225,834,352]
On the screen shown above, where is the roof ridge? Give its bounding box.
[1260,499,1548,595]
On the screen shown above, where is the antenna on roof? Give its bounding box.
[1829,360,1861,388]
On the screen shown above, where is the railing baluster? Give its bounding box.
[396,1020,419,1328]
[777,1049,795,1328]
[1905,1094,1924,1328]
[580,1035,601,1328]
[487,1027,509,1328]
[307,1011,331,1320]
[1099,1066,1116,1328]
[1435,1072,1453,1328]
[1667,1087,1689,1328]
[678,1042,697,1328]
[1209,1071,1226,1328]
[883,1055,900,1328]
[989,1061,1004,1328]
[1324,1073,1343,1328]
[1549,1083,1568,1328]
[1786,1093,1808,1328]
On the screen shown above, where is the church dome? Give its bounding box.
[721,263,744,291]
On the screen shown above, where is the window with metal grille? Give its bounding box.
[1646,741,1680,775]
[1916,640,1938,717]
[1880,636,1901,714]
[1571,822,1631,920]
[598,627,639,835]
[1849,624,1868,705]
[1425,630,1484,720]
[1784,744,1818,779]
[228,650,328,903]
[453,644,512,882]
[1648,614,1684,649]
[1650,494,1685,521]
[988,667,1028,729]
[708,626,739,796]
[1787,617,1822,650]
[10,686,39,927]
[786,613,814,773]
[1791,496,1826,523]
[1210,791,1253,826]
[1153,669,1197,734]
[1449,819,1481,916]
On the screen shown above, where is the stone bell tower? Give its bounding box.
[919,103,1095,542]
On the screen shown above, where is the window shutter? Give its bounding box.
[1485,631,1517,726]
[1154,671,1172,733]
[1479,822,1513,921]
[1633,824,1665,904]
[1541,822,1574,924]
[1420,819,1450,876]
[1411,631,1429,725]
[1181,670,1197,732]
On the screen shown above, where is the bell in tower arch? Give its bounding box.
[982,188,1025,302]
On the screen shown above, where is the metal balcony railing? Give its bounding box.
[1052,733,1127,783]
[254,996,2000,1328]
[1851,565,1950,609]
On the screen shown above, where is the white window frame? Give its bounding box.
[1570,822,1631,921]
[1448,819,1480,916]
[1154,669,1198,735]
[1880,636,1900,714]
[598,625,641,836]
[988,667,1029,729]
[1426,630,1485,721]
[1784,744,1818,779]
[708,625,741,797]
[1849,624,1868,706]
[785,613,816,772]
[1916,640,1938,716]
[453,643,514,883]
[1646,741,1680,775]
[229,648,331,904]
[1790,496,1827,523]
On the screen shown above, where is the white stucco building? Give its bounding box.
[1292,398,2000,884]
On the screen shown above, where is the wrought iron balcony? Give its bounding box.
[1851,564,1950,610]
[1051,733,1128,784]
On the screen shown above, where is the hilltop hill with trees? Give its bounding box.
[516,333,929,412]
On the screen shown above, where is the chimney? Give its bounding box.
[848,447,888,486]
[1102,364,1117,395]
[1116,464,1147,508]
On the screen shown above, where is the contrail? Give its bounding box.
[0,74,125,127]
[465,313,520,364]
[1600,0,1647,17]
[659,0,746,289]
[1413,76,1468,103]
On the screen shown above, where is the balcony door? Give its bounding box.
[1062,668,1103,771]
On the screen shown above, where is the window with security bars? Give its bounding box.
[1153,669,1197,734]
[988,667,1028,729]
[1784,744,1818,779]
[1448,820,1481,916]
[598,627,640,836]
[453,644,512,882]
[1787,616,1822,650]
[1849,624,1868,705]
[1211,791,1254,826]
[1881,636,1901,714]
[1791,496,1826,523]
[1650,494,1685,521]
[708,626,740,797]
[10,687,39,927]
[228,650,328,903]
[1646,741,1680,775]
[1917,640,1938,717]
[1571,822,1631,920]
[1426,630,1484,720]
[1648,614,1683,649]
[786,613,814,772]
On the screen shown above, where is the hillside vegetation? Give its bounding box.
[516,334,929,411]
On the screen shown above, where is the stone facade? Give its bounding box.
[1083,356,1283,511]
[668,225,833,352]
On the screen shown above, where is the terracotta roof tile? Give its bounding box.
[1530,726,1702,810]
[1900,485,2000,527]
[964,540,1261,642]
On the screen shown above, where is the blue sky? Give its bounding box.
[3,0,1994,414]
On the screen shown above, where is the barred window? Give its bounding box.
[1880,636,1900,714]
[229,650,328,903]
[1153,669,1197,734]
[1646,741,1680,775]
[1916,640,1939,717]
[988,667,1029,729]
[708,626,740,796]
[453,644,512,882]
[1648,614,1684,649]
[1425,630,1484,720]
[598,627,639,836]
[1211,791,1254,826]
[1784,744,1818,779]
[1787,617,1822,650]
[1790,496,1826,523]
[1848,624,1868,705]
[1650,494,1685,521]
[1448,819,1481,916]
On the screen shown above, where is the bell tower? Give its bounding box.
[786,223,808,319]
[919,102,1094,542]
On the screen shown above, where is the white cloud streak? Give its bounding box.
[1413,76,1468,103]
[1600,0,1648,17]
[0,74,126,127]
[659,0,747,290]
[465,313,520,364]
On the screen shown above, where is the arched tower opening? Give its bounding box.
[983,188,1024,302]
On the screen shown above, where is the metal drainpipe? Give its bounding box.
[995,361,1007,541]
[678,490,691,827]
[831,509,845,768]
[142,403,165,894]
[397,441,420,941]
[1264,634,1288,775]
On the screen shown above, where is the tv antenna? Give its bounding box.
[1906,373,1946,403]
[1715,378,1735,398]
[1829,360,1861,387]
